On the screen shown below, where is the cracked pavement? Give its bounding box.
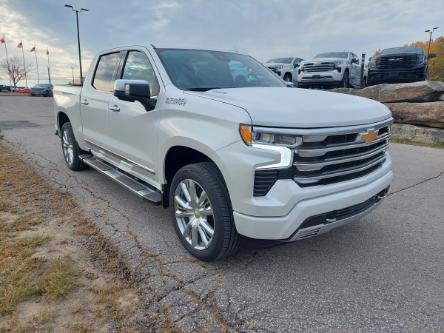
[1,96,444,332]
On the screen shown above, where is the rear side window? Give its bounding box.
[121,51,160,96]
[93,52,120,92]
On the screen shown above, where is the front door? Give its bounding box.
[107,49,161,185]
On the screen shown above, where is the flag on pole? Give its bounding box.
[0,36,5,44]
[30,45,36,52]
[17,41,23,48]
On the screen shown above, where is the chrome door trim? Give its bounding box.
[84,138,155,174]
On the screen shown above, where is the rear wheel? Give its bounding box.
[60,122,87,171]
[169,162,240,261]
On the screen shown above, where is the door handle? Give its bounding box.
[109,104,120,112]
[81,99,89,105]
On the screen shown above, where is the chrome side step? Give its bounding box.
[80,154,162,204]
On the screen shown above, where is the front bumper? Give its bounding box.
[297,70,343,85]
[368,67,426,84]
[232,156,393,240]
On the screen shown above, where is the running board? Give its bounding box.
[80,154,162,204]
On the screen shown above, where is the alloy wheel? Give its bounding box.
[62,129,74,166]
[174,179,215,250]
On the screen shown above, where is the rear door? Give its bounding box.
[80,51,121,149]
[107,49,162,184]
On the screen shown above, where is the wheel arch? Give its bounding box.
[162,144,227,208]
[57,111,70,135]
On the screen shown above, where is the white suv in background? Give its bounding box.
[265,57,304,82]
[297,52,362,88]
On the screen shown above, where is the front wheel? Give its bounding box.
[283,73,292,82]
[169,162,240,261]
[340,70,350,88]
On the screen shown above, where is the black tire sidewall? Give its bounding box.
[60,122,85,171]
[169,163,236,261]
[342,71,350,88]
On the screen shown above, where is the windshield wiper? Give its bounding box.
[186,87,222,92]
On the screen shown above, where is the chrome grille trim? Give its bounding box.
[294,155,386,184]
[297,133,391,157]
[302,62,335,72]
[294,143,389,171]
[289,118,392,186]
[252,118,393,136]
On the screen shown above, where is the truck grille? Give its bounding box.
[292,121,391,187]
[302,62,335,72]
[376,55,419,69]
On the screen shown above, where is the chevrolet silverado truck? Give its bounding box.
[297,52,362,88]
[367,46,428,86]
[265,57,304,82]
[54,45,393,261]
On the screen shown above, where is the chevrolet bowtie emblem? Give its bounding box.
[359,129,378,143]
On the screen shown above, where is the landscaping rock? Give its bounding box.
[391,123,444,144]
[386,102,444,129]
[331,81,444,103]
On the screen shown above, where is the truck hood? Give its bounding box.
[190,87,391,128]
[265,62,287,67]
[300,57,344,65]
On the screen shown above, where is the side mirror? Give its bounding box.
[113,79,152,109]
[293,63,299,68]
[428,53,437,59]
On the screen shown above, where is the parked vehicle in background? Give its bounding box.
[31,83,54,97]
[367,46,428,86]
[265,57,304,82]
[297,52,362,88]
[53,45,393,261]
[15,87,31,94]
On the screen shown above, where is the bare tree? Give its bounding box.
[1,56,32,87]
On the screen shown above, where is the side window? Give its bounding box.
[122,51,160,96]
[93,52,121,92]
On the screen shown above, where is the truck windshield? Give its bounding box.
[156,48,285,91]
[315,52,348,59]
[266,58,293,64]
[381,47,423,55]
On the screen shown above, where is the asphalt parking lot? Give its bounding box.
[1,96,443,332]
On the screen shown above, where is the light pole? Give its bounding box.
[425,27,439,76]
[65,4,88,84]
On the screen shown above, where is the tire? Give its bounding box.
[283,73,292,82]
[169,162,240,261]
[340,70,350,88]
[60,122,87,171]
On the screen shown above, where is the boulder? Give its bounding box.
[331,81,444,103]
[391,124,444,144]
[386,102,444,129]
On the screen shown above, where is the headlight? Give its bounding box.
[418,55,427,65]
[239,124,302,147]
[240,125,299,169]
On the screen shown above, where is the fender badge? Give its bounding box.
[165,97,187,106]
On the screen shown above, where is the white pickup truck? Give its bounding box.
[54,45,393,261]
[297,51,362,88]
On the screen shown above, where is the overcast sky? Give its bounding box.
[0,0,443,84]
